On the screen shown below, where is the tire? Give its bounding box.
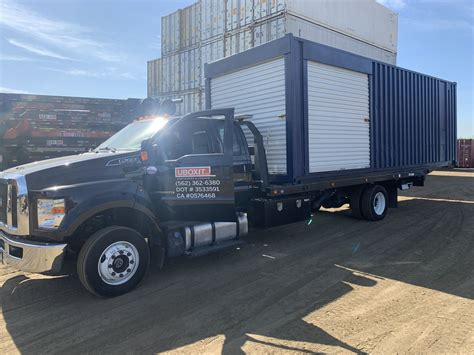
[360,185,388,221]
[77,226,150,297]
[350,186,366,219]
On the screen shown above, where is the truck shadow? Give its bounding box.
[0,261,372,353]
[1,196,473,353]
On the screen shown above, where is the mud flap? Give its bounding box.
[387,185,398,208]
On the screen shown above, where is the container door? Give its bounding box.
[307,61,371,173]
[210,58,287,175]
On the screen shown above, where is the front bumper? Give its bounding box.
[0,232,67,274]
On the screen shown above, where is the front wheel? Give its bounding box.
[77,226,150,297]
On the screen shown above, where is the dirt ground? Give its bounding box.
[1,170,473,354]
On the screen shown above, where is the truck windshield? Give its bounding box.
[95,117,169,152]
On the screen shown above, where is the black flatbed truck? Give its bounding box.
[0,109,432,297]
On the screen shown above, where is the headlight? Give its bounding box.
[37,199,66,229]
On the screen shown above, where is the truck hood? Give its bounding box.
[3,151,142,190]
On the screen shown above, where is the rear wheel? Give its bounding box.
[77,226,150,297]
[360,185,388,221]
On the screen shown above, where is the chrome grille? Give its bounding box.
[11,184,18,228]
[0,181,7,224]
[0,173,29,236]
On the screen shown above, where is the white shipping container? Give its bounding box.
[162,0,397,55]
[285,0,398,53]
[224,27,252,58]
[200,38,225,65]
[147,59,162,97]
[285,14,397,64]
[158,90,204,116]
[253,15,286,46]
[200,38,225,86]
[225,0,253,31]
[162,10,181,55]
[151,0,398,112]
[180,48,200,91]
[254,0,285,20]
[180,2,201,49]
[201,0,226,41]
[157,12,396,95]
[162,54,181,92]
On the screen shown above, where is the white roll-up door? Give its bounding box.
[210,58,287,174]
[307,61,370,173]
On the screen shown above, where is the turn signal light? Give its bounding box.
[140,151,149,161]
[51,206,65,215]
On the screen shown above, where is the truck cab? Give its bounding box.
[0,109,261,297]
[140,109,253,222]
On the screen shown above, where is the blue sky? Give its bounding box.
[0,0,472,137]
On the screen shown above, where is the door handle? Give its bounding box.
[165,160,179,167]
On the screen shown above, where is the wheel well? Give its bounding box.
[68,207,161,253]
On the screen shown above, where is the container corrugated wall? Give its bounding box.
[147,59,162,97]
[371,62,457,169]
[162,10,181,55]
[180,3,201,49]
[159,90,204,116]
[179,48,200,90]
[161,54,181,93]
[201,0,226,41]
[225,0,254,31]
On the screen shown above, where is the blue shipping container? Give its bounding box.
[205,34,456,183]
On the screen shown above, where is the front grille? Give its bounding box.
[0,173,29,236]
[11,184,18,227]
[0,181,7,224]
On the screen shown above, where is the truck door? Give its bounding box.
[148,109,237,222]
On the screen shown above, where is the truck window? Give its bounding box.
[213,121,243,156]
[159,119,216,160]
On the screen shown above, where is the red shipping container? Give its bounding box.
[457,139,474,168]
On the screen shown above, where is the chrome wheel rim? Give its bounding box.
[373,191,386,216]
[98,241,139,285]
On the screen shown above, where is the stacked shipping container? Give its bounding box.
[147,0,399,115]
[0,94,140,169]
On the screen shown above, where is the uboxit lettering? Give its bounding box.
[175,166,212,178]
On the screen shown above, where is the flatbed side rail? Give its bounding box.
[266,167,432,197]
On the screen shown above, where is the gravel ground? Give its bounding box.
[1,169,473,354]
